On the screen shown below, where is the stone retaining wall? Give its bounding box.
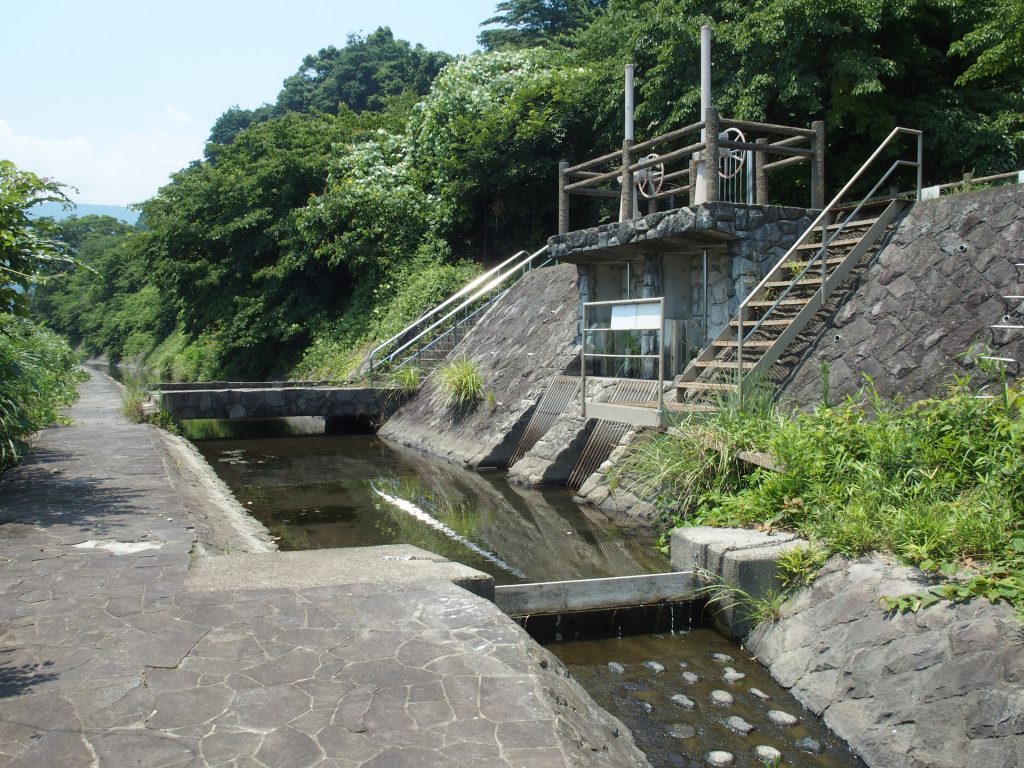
[379,264,580,468]
[746,555,1024,768]
[781,184,1024,406]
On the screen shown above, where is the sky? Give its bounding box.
[0,0,500,207]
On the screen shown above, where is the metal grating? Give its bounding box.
[567,379,663,494]
[507,376,580,468]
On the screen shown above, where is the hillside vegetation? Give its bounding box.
[27,0,1024,381]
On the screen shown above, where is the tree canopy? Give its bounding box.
[31,0,1024,381]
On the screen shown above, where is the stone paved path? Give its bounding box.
[0,373,649,768]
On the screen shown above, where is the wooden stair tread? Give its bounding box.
[796,237,862,250]
[713,340,773,348]
[677,381,738,391]
[746,298,812,308]
[730,318,792,327]
[695,360,758,370]
[764,278,823,288]
[785,257,846,269]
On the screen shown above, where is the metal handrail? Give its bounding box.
[581,297,666,417]
[731,126,922,395]
[368,245,550,377]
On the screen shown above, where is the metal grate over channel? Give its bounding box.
[507,375,580,469]
[567,379,663,494]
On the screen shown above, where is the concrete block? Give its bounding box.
[671,526,806,640]
[185,544,495,601]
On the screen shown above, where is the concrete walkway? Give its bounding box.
[0,373,649,768]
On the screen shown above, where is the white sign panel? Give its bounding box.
[610,302,661,330]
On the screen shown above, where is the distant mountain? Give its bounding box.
[29,201,139,225]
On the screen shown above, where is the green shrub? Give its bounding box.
[618,376,1024,614]
[0,315,86,471]
[391,366,421,393]
[435,358,484,410]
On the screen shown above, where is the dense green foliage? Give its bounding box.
[30,0,1024,383]
[613,377,1024,612]
[0,161,86,471]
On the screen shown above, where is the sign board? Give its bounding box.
[610,302,661,330]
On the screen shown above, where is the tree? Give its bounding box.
[0,160,73,315]
[479,0,608,50]
[275,27,452,115]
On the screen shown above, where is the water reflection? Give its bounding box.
[192,431,668,585]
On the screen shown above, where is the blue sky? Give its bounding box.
[1,0,499,207]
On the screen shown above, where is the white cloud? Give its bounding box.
[0,118,205,206]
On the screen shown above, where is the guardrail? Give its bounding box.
[367,245,551,379]
[558,108,826,233]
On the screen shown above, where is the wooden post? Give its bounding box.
[688,158,698,206]
[619,139,634,221]
[811,120,825,209]
[704,107,720,203]
[558,160,569,234]
[755,138,768,205]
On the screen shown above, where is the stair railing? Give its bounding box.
[734,127,922,396]
[681,126,922,399]
[367,245,551,379]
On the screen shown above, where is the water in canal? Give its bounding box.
[186,421,668,585]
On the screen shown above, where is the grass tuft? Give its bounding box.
[435,358,485,410]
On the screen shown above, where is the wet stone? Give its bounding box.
[749,687,771,701]
[608,661,626,675]
[754,745,783,764]
[669,724,696,740]
[681,671,700,684]
[670,694,696,710]
[710,690,734,706]
[643,660,665,674]
[707,750,735,766]
[767,709,799,727]
[622,682,646,692]
[711,653,733,663]
[796,737,823,753]
[638,701,654,714]
[725,715,754,735]
[723,667,746,683]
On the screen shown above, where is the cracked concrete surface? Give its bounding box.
[0,373,650,767]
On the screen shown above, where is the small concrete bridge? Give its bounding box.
[150,381,402,431]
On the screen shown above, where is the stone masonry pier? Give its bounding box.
[153,382,402,430]
[0,373,650,768]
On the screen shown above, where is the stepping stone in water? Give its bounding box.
[670,694,696,709]
[795,737,823,753]
[643,660,666,674]
[681,671,700,684]
[723,667,746,683]
[725,715,754,735]
[709,689,735,706]
[638,700,654,714]
[767,709,799,727]
[608,661,625,674]
[669,724,696,740]
[754,745,783,764]
[707,750,735,766]
[711,652,733,663]
[748,687,771,700]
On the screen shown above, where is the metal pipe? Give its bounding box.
[694,24,712,204]
[702,249,708,343]
[581,302,587,418]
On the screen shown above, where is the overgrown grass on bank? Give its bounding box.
[612,373,1024,615]
[0,315,86,471]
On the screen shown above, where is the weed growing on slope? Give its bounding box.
[616,374,1024,613]
[435,358,485,410]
